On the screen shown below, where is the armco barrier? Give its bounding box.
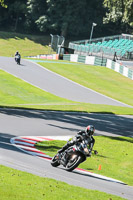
[128,69,133,79]
[63,54,71,61]
[78,55,86,63]
[63,54,133,80]
[85,56,95,65]
[71,54,78,62]
[94,57,107,66]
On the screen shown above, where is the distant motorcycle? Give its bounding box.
[51,140,98,171]
[15,54,21,65]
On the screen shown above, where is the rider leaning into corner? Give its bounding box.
[58,125,98,163]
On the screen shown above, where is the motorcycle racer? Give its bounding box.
[15,51,21,64]
[58,125,97,157]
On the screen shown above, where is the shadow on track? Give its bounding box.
[0,108,133,138]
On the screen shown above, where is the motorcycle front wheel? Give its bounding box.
[66,155,82,171]
[51,155,60,167]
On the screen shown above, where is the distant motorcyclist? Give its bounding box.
[15,51,21,64]
[58,125,97,157]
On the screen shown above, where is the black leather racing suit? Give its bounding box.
[58,130,95,154]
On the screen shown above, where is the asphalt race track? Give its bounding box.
[0,57,133,199]
[0,56,131,107]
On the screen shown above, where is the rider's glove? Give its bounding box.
[94,150,98,155]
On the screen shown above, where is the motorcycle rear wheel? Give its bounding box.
[51,155,60,167]
[66,155,82,171]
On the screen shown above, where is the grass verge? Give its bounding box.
[35,136,133,186]
[0,165,125,200]
[0,69,133,115]
[38,62,133,106]
[0,31,51,57]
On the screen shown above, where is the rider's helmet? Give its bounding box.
[85,125,95,137]
[16,51,19,55]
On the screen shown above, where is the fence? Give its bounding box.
[69,34,133,60]
[50,34,65,53]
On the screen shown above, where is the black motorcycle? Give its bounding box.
[51,140,97,171]
[15,54,21,65]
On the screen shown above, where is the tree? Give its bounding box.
[0,0,7,8]
[35,0,105,37]
[26,0,47,32]
[0,0,27,32]
[10,1,27,31]
[103,0,133,33]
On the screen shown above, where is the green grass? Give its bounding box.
[0,31,52,57]
[0,31,133,114]
[35,136,133,185]
[0,31,132,199]
[38,62,133,106]
[0,69,73,105]
[0,165,126,200]
[0,69,133,114]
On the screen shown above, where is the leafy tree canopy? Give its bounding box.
[0,0,132,37]
[103,0,133,32]
[0,0,7,8]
